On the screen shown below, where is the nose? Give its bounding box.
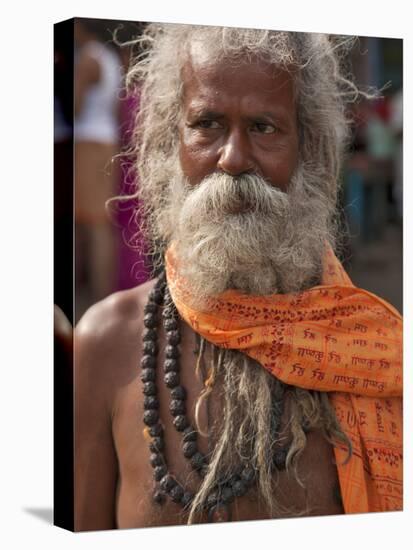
[217,129,255,176]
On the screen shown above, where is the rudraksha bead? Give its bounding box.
[232,480,247,498]
[181,492,193,508]
[153,489,166,504]
[141,368,156,383]
[149,423,163,437]
[165,345,179,359]
[182,441,197,458]
[164,358,178,373]
[190,452,205,471]
[164,318,178,331]
[171,386,186,400]
[164,372,180,388]
[241,466,255,485]
[148,288,163,305]
[144,302,157,315]
[143,340,157,356]
[144,396,159,409]
[220,486,234,504]
[143,381,157,396]
[169,399,185,416]
[143,313,157,329]
[154,465,167,481]
[141,355,156,369]
[150,453,163,468]
[228,472,241,486]
[143,328,157,341]
[206,491,218,508]
[162,307,176,320]
[160,475,176,493]
[170,484,184,503]
[173,415,188,431]
[166,330,181,345]
[149,437,164,453]
[182,427,197,442]
[143,410,159,426]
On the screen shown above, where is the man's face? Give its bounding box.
[170,50,329,301]
[178,53,299,193]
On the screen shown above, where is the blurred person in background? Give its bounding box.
[74,19,122,314]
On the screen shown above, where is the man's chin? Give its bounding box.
[220,202,256,216]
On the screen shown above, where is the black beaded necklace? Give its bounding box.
[141,272,291,523]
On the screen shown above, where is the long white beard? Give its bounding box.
[162,164,344,523]
[169,165,334,304]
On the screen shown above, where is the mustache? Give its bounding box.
[169,162,331,299]
[178,172,291,220]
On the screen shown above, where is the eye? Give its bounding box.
[195,119,222,129]
[252,122,277,134]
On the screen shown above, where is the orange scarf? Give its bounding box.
[165,245,403,513]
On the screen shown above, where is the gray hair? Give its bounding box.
[126,24,362,258]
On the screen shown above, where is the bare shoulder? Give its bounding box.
[74,280,156,393]
[74,283,156,532]
[76,280,155,345]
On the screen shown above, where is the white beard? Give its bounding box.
[168,164,334,304]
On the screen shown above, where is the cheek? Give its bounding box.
[179,132,217,184]
[284,145,299,180]
[261,146,298,189]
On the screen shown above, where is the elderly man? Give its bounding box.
[74,24,402,531]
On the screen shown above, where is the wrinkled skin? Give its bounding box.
[179,55,299,190]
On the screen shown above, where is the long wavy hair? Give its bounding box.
[122,24,364,522]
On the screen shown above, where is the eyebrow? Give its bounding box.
[187,105,288,120]
[185,104,294,129]
[257,111,284,120]
[186,108,225,119]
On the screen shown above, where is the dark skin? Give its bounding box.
[74,53,343,531]
[179,55,299,189]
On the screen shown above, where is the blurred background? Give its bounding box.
[54,19,403,324]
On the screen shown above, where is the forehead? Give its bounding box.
[181,48,297,116]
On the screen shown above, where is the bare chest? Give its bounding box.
[111,320,344,528]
